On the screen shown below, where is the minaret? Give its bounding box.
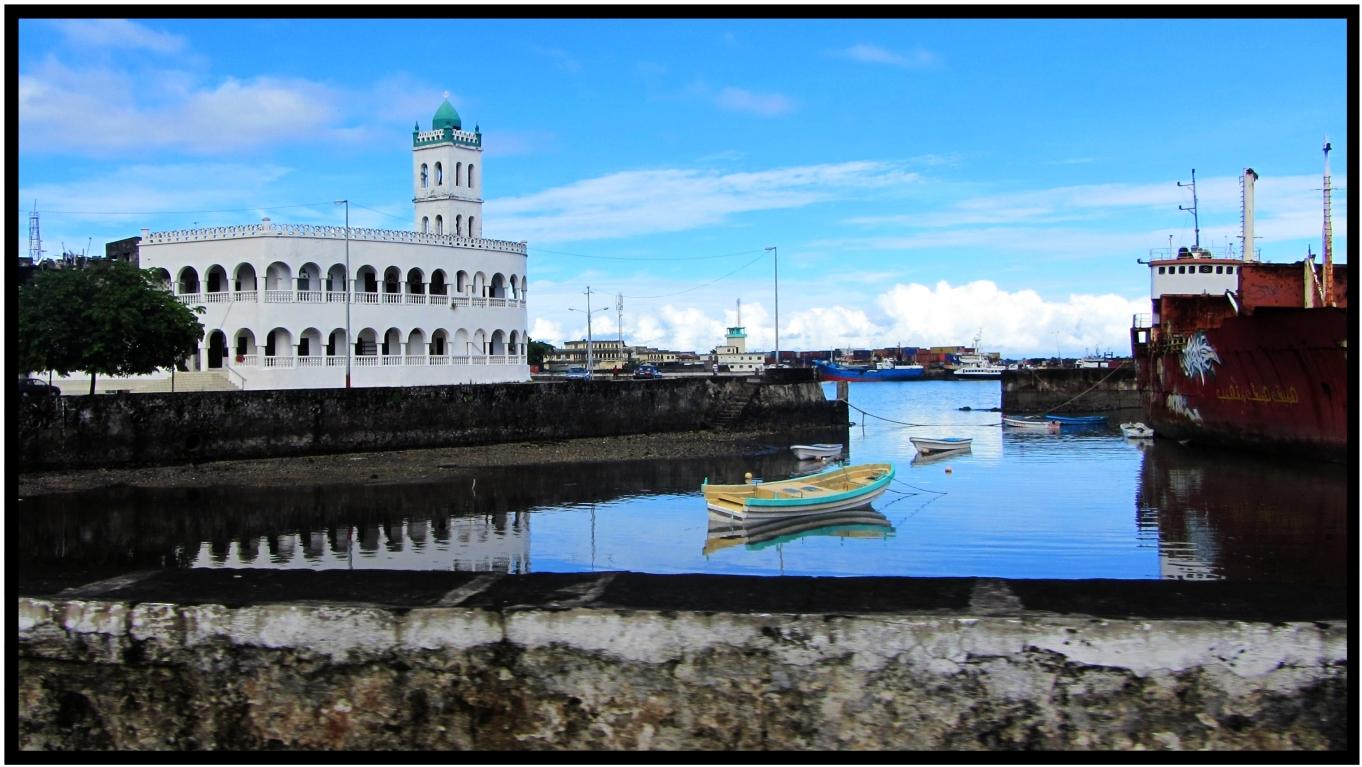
[412,92,484,238]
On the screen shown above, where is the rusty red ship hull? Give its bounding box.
[1133,305,1348,459]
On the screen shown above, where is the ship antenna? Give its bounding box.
[1178,169,1200,250]
[1322,138,1334,307]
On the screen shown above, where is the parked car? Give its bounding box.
[18,376,60,396]
[633,364,663,379]
[564,366,592,380]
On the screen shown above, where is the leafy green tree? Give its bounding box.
[18,261,206,394]
[527,339,554,366]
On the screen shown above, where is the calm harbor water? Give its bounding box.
[18,380,1347,583]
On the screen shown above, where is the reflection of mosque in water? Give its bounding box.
[1135,440,1346,584]
[189,512,531,573]
[17,438,840,576]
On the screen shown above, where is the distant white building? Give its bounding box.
[129,94,530,391]
[712,325,764,374]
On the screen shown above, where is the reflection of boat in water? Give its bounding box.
[909,436,972,454]
[703,508,895,555]
[910,447,969,465]
[702,463,894,520]
[790,443,843,460]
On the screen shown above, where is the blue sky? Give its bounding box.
[16,14,1350,358]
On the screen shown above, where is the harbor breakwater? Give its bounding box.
[15,377,844,472]
[1001,367,1139,414]
[16,571,1347,751]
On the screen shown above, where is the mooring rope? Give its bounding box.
[1032,361,1129,415]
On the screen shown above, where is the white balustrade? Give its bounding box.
[176,293,203,305]
[297,290,323,303]
[204,292,232,303]
[381,293,402,305]
[430,294,449,305]
[234,290,258,302]
[264,290,293,303]
[326,356,346,367]
[355,292,380,305]
[381,355,403,366]
[488,298,507,308]
[237,354,259,367]
[450,355,470,365]
[452,296,471,308]
[326,291,347,303]
[263,356,294,368]
[354,356,380,367]
[428,356,450,365]
[406,294,427,305]
[297,356,323,367]
[472,297,488,308]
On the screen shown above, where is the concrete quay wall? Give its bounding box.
[15,378,843,471]
[1002,367,1140,414]
[15,571,1348,751]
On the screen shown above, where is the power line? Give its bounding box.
[622,251,768,300]
[17,201,340,216]
[529,245,765,263]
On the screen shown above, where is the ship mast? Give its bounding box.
[1322,139,1334,307]
[1178,169,1201,250]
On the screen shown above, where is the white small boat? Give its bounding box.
[1002,416,1060,431]
[909,436,973,454]
[1120,422,1155,439]
[790,443,844,460]
[702,463,894,520]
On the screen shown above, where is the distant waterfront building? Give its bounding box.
[711,325,765,374]
[120,94,529,391]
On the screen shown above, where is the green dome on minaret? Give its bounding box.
[432,92,462,131]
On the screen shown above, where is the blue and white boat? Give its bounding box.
[813,359,925,382]
[1044,414,1108,425]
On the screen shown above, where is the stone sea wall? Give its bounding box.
[1001,367,1140,414]
[16,572,1348,751]
[15,378,843,471]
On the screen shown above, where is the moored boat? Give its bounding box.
[1130,147,1347,460]
[1120,422,1155,439]
[813,359,924,382]
[790,443,844,461]
[1002,416,1060,431]
[1044,414,1107,425]
[701,462,894,520]
[909,436,973,454]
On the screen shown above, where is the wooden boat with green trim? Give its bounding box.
[701,462,895,520]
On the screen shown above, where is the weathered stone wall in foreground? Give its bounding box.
[1002,367,1140,414]
[16,573,1348,751]
[16,378,842,471]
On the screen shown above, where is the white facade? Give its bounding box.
[134,97,530,390]
[713,326,764,373]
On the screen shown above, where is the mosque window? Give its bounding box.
[420,164,429,189]
[456,162,463,187]
[456,215,462,236]
[435,215,443,235]
[469,216,475,237]
[468,164,475,188]
[435,163,443,185]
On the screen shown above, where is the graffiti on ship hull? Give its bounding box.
[1179,331,1221,385]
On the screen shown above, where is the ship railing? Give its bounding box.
[1132,313,1152,329]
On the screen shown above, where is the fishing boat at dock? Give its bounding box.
[701,463,894,520]
[1003,416,1060,431]
[813,358,924,382]
[1130,145,1348,460]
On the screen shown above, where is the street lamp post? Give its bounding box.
[765,245,779,368]
[335,200,351,389]
[569,286,608,375]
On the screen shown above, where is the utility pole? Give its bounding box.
[765,246,779,367]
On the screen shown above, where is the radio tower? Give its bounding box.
[27,202,44,262]
[616,292,624,348]
[1322,138,1334,307]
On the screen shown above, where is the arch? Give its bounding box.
[454,328,471,356]
[383,266,402,295]
[383,327,402,357]
[420,163,429,189]
[149,267,172,291]
[431,328,449,356]
[489,329,507,355]
[435,215,443,235]
[456,161,463,187]
[421,216,429,234]
[430,269,448,296]
[406,268,425,295]
[265,261,293,291]
[508,330,521,356]
[456,270,470,294]
[434,162,443,186]
[468,164,475,189]
[455,214,463,237]
[298,262,321,292]
[468,215,475,238]
[207,330,228,368]
[407,328,427,356]
[327,328,348,357]
[326,264,347,295]
[233,263,258,291]
[356,265,379,294]
[489,273,507,298]
[509,275,520,299]
[264,327,293,357]
[177,266,200,294]
[205,265,229,294]
[471,329,487,356]
[356,328,379,356]
[472,271,487,297]
[233,328,258,358]
[299,327,324,357]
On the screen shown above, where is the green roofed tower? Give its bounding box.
[412,92,483,237]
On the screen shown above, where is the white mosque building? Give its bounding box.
[129,94,529,391]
